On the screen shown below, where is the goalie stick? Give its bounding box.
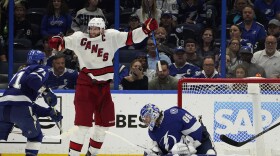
[220,121,280,147]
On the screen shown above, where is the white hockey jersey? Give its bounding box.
[64,27,147,81]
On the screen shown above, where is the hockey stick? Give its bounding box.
[146,0,162,71]
[51,106,63,133]
[105,131,148,150]
[44,126,78,140]
[220,121,280,147]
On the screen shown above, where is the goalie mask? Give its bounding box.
[140,104,160,131]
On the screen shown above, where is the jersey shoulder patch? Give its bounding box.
[169,107,179,114]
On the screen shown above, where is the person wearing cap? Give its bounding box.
[159,11,178,48]
[255,19,280,51]
[239,45,266,77]
[169,46,201,79]
[252,35,280,78]
[148,60,178,90]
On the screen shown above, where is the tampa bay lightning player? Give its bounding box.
[140,104,216,155]
[0,50,63,156]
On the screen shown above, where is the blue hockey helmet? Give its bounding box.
[27,49,45,65]
[140,103,161,131]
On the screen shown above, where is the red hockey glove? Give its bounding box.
[142,18,158,34]
[48,36,65,51]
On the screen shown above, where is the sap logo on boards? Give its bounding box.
[213,102,280,142]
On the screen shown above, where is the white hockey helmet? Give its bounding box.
[88,17,105,29]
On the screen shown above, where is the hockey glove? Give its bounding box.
[49,109,63,122]
[42,88,57,107]
[48,35,65,51]
[142,18,158,34]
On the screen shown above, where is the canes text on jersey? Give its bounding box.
[80,38,109,61]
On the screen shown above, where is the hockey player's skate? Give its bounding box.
[85,151,96,156]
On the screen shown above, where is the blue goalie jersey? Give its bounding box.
[148,106,203,154]
[0,65,49,106]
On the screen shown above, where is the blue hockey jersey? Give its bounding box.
[148,106,203,154]
[46,68,78,89]
[169,62,201,79]
[0,65,49,106]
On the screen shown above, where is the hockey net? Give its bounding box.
[177,78,280,156]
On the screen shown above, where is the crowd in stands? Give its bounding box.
[0,0,280,90]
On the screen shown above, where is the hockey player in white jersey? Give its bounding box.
[140,103,216,156]
[48,17,158,156]
[0,50,63,156]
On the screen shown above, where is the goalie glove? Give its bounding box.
[42,88,57,107]
[171,142,191,155]
[144,141,161,156]
[48,35,65,51]
[142,18,158,34]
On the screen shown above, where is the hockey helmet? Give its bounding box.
[27,49,45,65]
[140,103,161,131]
[88,17,105,29]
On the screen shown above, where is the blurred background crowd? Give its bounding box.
[0,0,279,90]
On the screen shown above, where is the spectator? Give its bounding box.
[237,6,267,47]
[71,0,106,33]
[193,56,220,78]
[135,54,156,81]
[184,38,203,68]
[254,0,280,22]
[123,14,147,50]
[169,46,200,79]
[252,35,280,78]
[158,11,178,48]
[177,0,206,32]
[149,60,178,90]
[14,0,32,40]
[41,0,72,37]
[229,24,252,48]
[226,38,242,77]
[46,52,78,89]
[156,0,178,17]
[197,28,220,64]
[41,36,55,67]
[154,26,174,57]
[255,19,280,51]
[227,0,254,24]
[239,45,266,77]
[146,37,172,70]
[234,64,248,78]
[121,59,148,90]
[135,0,162,23]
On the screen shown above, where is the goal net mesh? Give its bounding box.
[177,78,280,156]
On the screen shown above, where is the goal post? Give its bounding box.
[177,78,280,156]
